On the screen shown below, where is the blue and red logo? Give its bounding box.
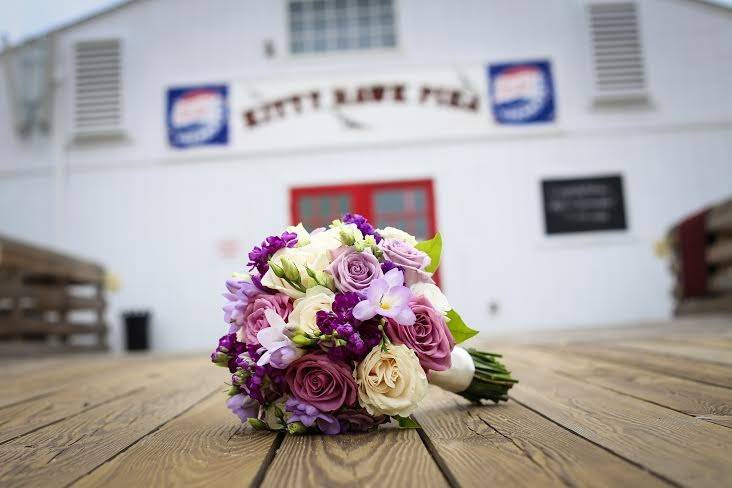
[488,61,555,124]
[167,85,229,148]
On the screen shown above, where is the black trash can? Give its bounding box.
[123,311,151,351]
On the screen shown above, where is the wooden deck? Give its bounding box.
[1,317,730,487]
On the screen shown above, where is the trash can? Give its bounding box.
[123,311,150,351]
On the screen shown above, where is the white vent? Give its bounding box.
[73,39,123,137]
[588,2,647,103]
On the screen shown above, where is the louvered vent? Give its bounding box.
[588,2,647,103]
[73,39,122,136]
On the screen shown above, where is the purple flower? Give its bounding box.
[227,394,260,422]
[256,309,303,369]
[328,248,383,293]
[222,278,260,331]
[379,238,432,285]
[211,333,247,373]
[315,292,381,361]
[352,269,416,325]
[285,398,340,435]
[285,351,358,412]
[248,231,298,275]
[241,293,292,346]
[336,408,388,433]
[385,295,455,372]
[342,213,382,243]
[381,260,403,275]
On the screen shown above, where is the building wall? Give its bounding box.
[1,0,731,351]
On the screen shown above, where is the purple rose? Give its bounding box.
[379,239,432,285]
[242,293,292,346]
[285,351,358,412]
[385,295,455,372]
[336,408,388,433]
[328,248,383,293]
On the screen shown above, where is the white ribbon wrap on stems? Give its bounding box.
[427,346,475,393]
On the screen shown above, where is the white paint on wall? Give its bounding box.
[1,0,731,351]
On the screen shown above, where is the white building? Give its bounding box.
[1,0,731,352]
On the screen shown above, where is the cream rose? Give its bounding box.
[377,227,418,246]
[260,244,332,298]
[354,344,428,417]
[288,285,335,335]
[409,282,451,314]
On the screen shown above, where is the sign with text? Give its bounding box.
[489,60,555,125]
[231,67,498,152]
[167,85,229,149]
[542,175,627,234]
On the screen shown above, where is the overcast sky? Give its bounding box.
[1,0,731,46]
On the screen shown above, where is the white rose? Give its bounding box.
[355,344,427,417]
[377,227,418,246]
[288,285,334,335]
[409,282,451,314]
[260,244,331,298]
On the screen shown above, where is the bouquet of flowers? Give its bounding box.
[211,214,516,434]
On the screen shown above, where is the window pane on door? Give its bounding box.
[297,193,352,231]
[373,187,430,240]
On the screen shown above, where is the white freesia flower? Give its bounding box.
[354,343,427,417]
[286,223,311,246]
[409,282,451,314]
[260,244,332,298]
[377,227,418,246]
[288,285,335,335]
[309,226,344,251]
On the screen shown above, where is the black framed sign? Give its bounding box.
[541,175,627,235]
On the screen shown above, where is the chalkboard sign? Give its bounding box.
[542,175,627,234]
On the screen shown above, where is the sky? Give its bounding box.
[0,0,126,45]
[1,0,732,46]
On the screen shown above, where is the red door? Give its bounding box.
[290,179,437,241]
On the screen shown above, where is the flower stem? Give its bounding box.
[458,348,518,403]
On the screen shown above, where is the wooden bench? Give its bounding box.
[0,235,107,354]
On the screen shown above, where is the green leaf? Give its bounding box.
[394,415,421,429]
[446,309,478,344]
[415,232,442,273]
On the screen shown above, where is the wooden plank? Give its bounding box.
[73,394,278,487]
[0,319,106,337]
[0,356,208,443]
[709,266,732,294]
[261,424,447,488]
[612,340,732,366]
[414,386,668,487]
[504,352,732,487]
[559,343,732,388]
[708,239,732,265]
[0,358,221,487]
[708,199,732,233]
[518,346,732,426]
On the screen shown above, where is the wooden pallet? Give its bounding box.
[669,197,732,315]
[0,235,107,354]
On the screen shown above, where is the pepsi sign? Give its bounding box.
[488,61,555,124]
[167,85,229,148]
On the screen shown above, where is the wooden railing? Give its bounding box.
[0,235,107,354]
[668,198,732,315]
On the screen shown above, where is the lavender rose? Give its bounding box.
[328,248,383,293]
[385,295,455,372]
[285,351,358,412]
[241,293,292,346]
[379,239,432,285]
